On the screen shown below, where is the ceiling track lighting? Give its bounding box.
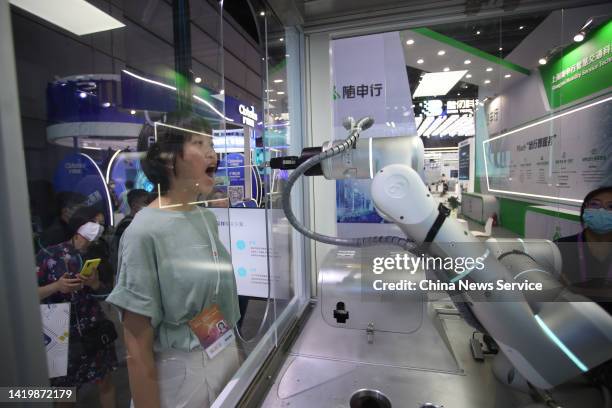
[580,17,594,31]
[573,16,598,43]
[539,16,602,66]
[573,31,585,42]
[538,44,565,67]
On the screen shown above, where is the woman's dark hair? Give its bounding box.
[580,185,612,224]
[67,206,101,236]
[141,112,212,194]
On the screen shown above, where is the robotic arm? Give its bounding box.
[275,116,612,390]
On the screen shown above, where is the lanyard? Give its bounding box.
[577,232,612,282]
[197,208,221,302]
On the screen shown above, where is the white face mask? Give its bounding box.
[77,222,104,242]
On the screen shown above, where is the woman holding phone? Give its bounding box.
[37,217,118,407]
[107,113,241,408]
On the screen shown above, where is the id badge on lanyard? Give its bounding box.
[188,210,235,359]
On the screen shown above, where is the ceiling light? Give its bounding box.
[102,102,111,107]
[519,26,525,30]
[277,91,285,95]
[484,79,491,84]
[581,18,593,30]
[486,67,493,72]
[280,38,284,42]
[539,57,547,65]
[219,89,224,95]
[466,74,472,78]
[573,31,585,42]
[457,92,461,96]
[464,59,471,65]
[443,67,450,72]
[9,0,125,36]
[259,11,265,16]
[269,99,277,102]
[504,74,511,78]
[413,70,468,98]
[476,30,481,35]
[437,50,446,56]
[130,110,136,115]
[194,77,202,84]
[273,79,284,83]
[265,89,273,93]
[499,47,503,51]
[406,39,415,45]
[417,58,424,64]
[79,92,87,98]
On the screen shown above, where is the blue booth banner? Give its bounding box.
[47,76,142,125]
[53,153,113,226]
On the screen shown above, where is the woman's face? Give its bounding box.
[175,134,217,195]
[586,191,612,211]
[583,190,612,235]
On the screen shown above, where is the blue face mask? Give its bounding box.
[583,208,612,234]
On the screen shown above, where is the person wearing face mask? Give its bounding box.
[555,186,612,315]
[36,217,118,407]
[107,112,241,408]
[70,205,115,293]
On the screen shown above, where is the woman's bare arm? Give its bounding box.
[123,310,161,408]
[38,274,82,300]
[38,281,59,300]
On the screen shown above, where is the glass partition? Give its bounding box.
[321,0,611,391]
[261,5,297,339]
[8,0,304,406]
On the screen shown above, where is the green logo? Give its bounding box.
[332,85,341,101]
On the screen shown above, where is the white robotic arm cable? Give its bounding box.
[277,116,612,391]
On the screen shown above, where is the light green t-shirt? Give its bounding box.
[107,206,240,352]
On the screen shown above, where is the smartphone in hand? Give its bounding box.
[79,258,101,278]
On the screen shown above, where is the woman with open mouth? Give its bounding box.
[107,112,241,408]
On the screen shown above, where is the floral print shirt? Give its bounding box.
[36,241,106,333]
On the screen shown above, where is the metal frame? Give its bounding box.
[0,0,50,395]
[301,0,610,35]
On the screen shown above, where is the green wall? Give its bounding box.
[497,197,532,237]
[539,20,612,108]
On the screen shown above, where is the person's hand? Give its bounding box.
[55,273,82,294]
[78,268,101,290]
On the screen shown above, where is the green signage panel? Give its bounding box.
[540,20,612,108]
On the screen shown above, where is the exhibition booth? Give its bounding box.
[0,1,611,408]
